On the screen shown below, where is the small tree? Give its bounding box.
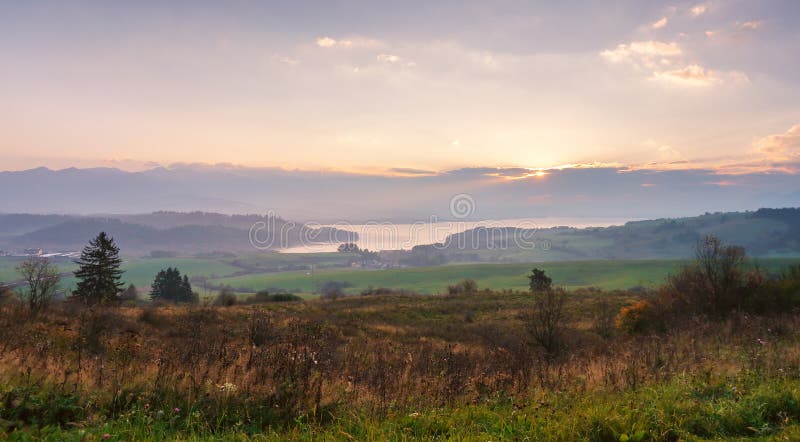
[667,235,748,316]
[527,288,568,358]
[150,267,196,303]
[16,257,60,313]
[73,232,125,305]
[528,268,552,292]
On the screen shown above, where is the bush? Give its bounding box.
[213,289,238,307]
[659,236,800,319]
[245,291,303,303]
[447,279,478,295]
[247,311,273,347]
[666,235,749,316]
[526,288,568,357]
[615,300,656,334]
[0,285,15,306]
[528,268,552,292]
[360,287,418,296]
[592,299,617,339]
[319,281,352,300]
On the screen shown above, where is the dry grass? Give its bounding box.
[2,289,800,438]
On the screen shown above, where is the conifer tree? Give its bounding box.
[73,232,125,305]
[151,267,196,303]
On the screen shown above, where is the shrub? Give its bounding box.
[660,236,800,319]
[319,281,352,300]
[615,300,655,334]
[213,289,238,307]
[526,288,568,357]
[592,299,617,339]
[528,268,552,292]
[245,291,303,303]
[447,279,478,295]
[0,284,15,306]
[666,235,748,316]
[247,311,273,347]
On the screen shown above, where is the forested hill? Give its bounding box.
[0,212,356,255]
[410,208,800,263]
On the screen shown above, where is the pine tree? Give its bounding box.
[73,232,125,305]
[151,267,196,303]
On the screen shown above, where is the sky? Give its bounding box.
[1,0,799,176]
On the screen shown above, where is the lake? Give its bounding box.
[279,217,638,253]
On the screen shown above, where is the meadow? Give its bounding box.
[4,285,800,440]
[210,258,799,295]
[4,236,800,440]
[0,257,240,293]
[4,256,799,299]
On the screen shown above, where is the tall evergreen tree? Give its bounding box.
[73,232,125,305]
[150,267,196,303]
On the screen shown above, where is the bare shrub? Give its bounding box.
[447,279,478,295]
[319,281,352,300]
[213,288,238,307]
[526,288,568,358]
[666,235,749,316]
[248,310,273,347]
[593,299,617,338]
[16,257,60,313]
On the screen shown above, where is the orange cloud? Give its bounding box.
[691,5,707,16]
[600,41,682,64]
[651,17,668,29]
[756,125,800,160]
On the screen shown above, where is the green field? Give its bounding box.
[211,258,800,295]
[0,257,241,291]
[5,255,799,297]
[210,259,669,294]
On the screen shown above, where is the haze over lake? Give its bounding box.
[279,217,638,253]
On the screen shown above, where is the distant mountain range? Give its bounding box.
[0,212,356,255]
[1,165,799,221]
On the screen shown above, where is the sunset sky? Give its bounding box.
[1,0,799,175]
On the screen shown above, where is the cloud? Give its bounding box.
[600,41,682,65]
[387,167,437,176]
[756,125,800,160]
[653,65,749,87]
[271,54,300,66]
[377,53,416,67]
[316,36,384,49]
[316,37,337,48]
[602,38,749,88]
[737,20,764,31]
[690,4,707,17]
[651,17,668,29]
[377,54,400,63]
[653,64,715,86]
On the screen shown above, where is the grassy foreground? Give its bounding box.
[7,375,800,440]
[4,285,800,441]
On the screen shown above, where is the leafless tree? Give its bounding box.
[527,288,568,358]
[16,257,60,313]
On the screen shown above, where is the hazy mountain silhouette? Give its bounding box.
[1,165,799,221]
